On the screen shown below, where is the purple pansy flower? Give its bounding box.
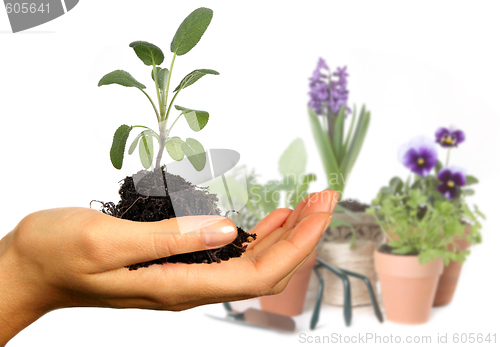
[436,166,466,199]
[308,58,351,116]
[435,126,465,147]
[398,136,438,176]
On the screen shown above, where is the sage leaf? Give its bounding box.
[151,67,169,92]
[128,130,155,155]
[98,70,146,89]
[110,125,133,169]
[173,69,219,92]
[165,136,185,161]
[139,134,154,169]
[181,138,206,171]
[129,41,164,66]
[171,7,213,56]
[175,105,209,132]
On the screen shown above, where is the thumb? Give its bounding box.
[91,214,237,271]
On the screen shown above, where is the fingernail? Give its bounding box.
[330,191,340,214]
[202,218,237,249]
[322,215,333,235]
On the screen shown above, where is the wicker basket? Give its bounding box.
[319,212,383,306]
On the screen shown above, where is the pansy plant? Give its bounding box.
[99,7,217,172]
[369,126,484,262]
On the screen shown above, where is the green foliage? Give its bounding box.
[308,104,370,198]
[138,134,154,169]
[174,69,219,92]
[368,174,485,265]
[151,67,169,92]
[98,8,218,171]
[171,7,213,56]
[98,70,146,89]
[174,105,209,132]
[110,125,133,169]
[129,41,164,66]
[165,136,185,161]
[181,138,206,171]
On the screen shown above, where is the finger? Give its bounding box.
[86,213,238,272]
[249,190,338,256]
[244,208,292,254]
[92,212,332,303]
[284,190,339,229]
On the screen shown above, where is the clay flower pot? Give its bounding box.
[259,249,317,316]
[374,249,443,324]
[433,227,471,307]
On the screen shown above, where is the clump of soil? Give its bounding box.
[97,168,256,270]
[338,199,370,212]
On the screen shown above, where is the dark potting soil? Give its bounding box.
[378,244,419,256]
[97,168,256,270]
[338,199,370,212]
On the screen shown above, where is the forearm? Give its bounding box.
[0,232,47,346]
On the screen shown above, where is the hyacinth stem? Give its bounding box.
[446,148,451,167]
[327,109,335,144]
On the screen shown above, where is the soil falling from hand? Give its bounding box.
[97,168,255,270]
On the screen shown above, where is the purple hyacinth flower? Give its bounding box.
[398,136,438,176]
[308,58,351,116]
[436,166,466,199]
[435,126,465,147]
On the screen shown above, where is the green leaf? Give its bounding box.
[129,41,164,66]
[333,106,345,162]
[151,67,169,92]
[279,138,307,178]
[165,136,185,161]
[128,129,155,155]
[174,105,209,132]
[389,177,404,194]
[341,104,356,159]
[138,134,154,169]
[110,125,133,169]
[340,106,370,176]
[465,175,479,186]
[173,69,219,92]
[307,107,340,189]
[181,138,206,171]
[170,7,213,56]
[98,70,146,89]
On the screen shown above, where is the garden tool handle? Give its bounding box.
[310,265,324,330]
[316,257,352,326]
[338,268,384,323]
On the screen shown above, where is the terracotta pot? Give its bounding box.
[433,227,471,307]
[374,249,443,324]
[259,249,317,316]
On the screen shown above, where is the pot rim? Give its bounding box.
[374,249,443,278]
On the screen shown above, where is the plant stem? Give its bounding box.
[152,63,163,117]
[155,132,166,170]
[166,89,181,122]
[163,53,177,122]
[446,148,451,167]
[166,112,183,137]
[139,89,160,123]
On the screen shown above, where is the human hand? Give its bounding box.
[0,190,338,345]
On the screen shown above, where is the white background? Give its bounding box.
[1,1,499,346]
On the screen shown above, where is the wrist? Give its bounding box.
[0,232,49,346]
